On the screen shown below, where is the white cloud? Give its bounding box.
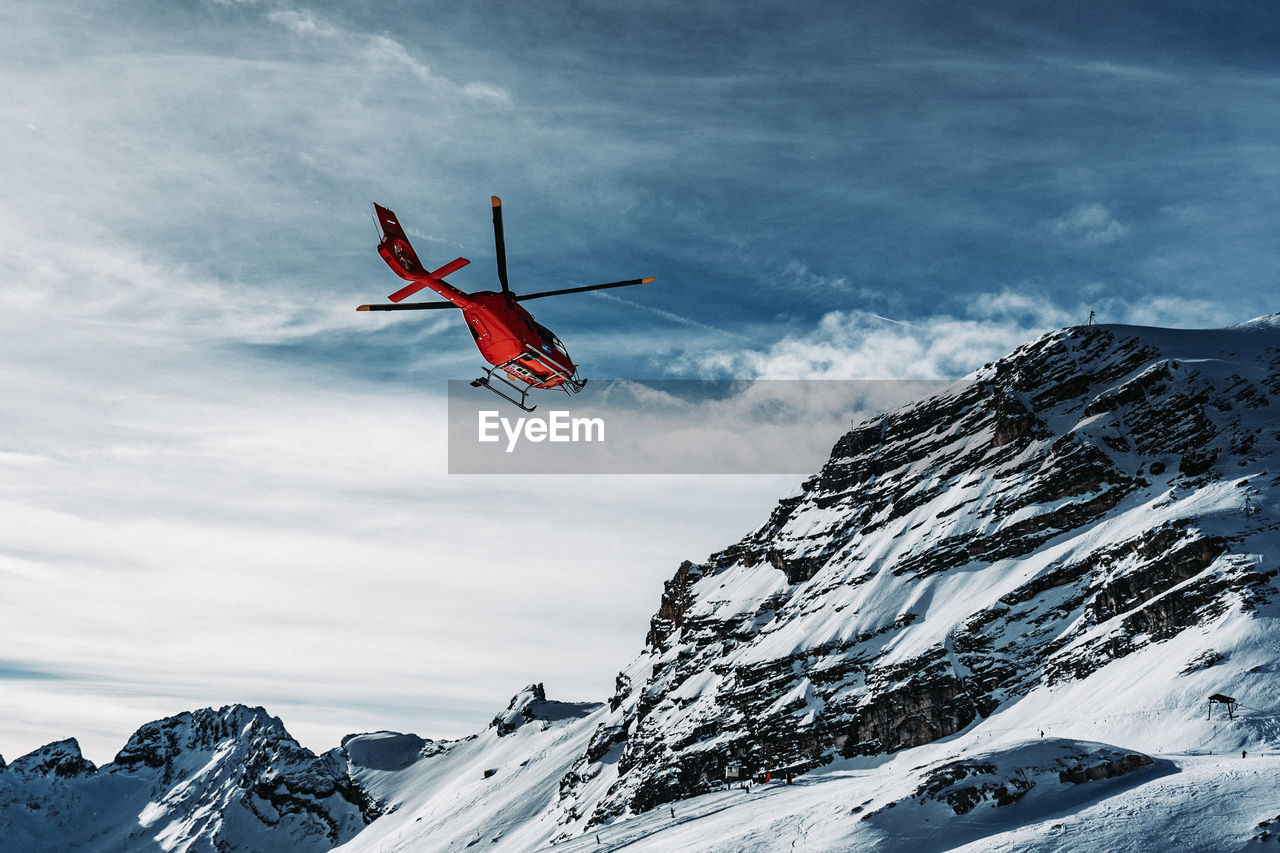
[1099,294,1241,329]
[680,290,1077,381]
[675,288,1239,383]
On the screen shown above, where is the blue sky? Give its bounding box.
[2,0,1280,762]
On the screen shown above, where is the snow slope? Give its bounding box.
[542,749,1280,853]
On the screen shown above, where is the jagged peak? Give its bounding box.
[7,737,96,780]
[113,704,294,769]
[491,683,546,735]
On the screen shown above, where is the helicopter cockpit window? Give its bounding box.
[535,323,569,356]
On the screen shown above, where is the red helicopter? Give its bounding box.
[358,197,653,411]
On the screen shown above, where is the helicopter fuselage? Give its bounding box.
[378,234,578,389]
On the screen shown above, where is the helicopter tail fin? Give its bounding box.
[373,204,422,277]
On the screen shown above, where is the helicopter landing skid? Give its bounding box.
[471,371,537,412]
[470,348,587,412]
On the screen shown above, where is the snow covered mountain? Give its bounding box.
[559,317,1280,827]
[5,317,1280,851]
[0,705,367,852]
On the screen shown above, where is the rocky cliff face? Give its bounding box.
[555,319,1280,829]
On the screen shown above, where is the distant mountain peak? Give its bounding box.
[5,738,96,781]
[491,682,602,736]
[1232,312,1280,330]
[113,703,288,771]
[1,704,366,851]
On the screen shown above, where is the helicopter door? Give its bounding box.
[466,313,490,341]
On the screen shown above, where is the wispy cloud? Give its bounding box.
[1050,203,1130,246]
[267,8,341,38]
[590,289,764,345]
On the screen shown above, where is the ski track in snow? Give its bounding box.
[540,753,1280,853]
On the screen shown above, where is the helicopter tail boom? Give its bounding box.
[385,257,471,303]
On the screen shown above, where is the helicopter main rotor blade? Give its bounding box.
[491,196,510,294]
[514,277,655,301]
[357,301,461,311]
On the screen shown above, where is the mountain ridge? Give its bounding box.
[0,704,367,852]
